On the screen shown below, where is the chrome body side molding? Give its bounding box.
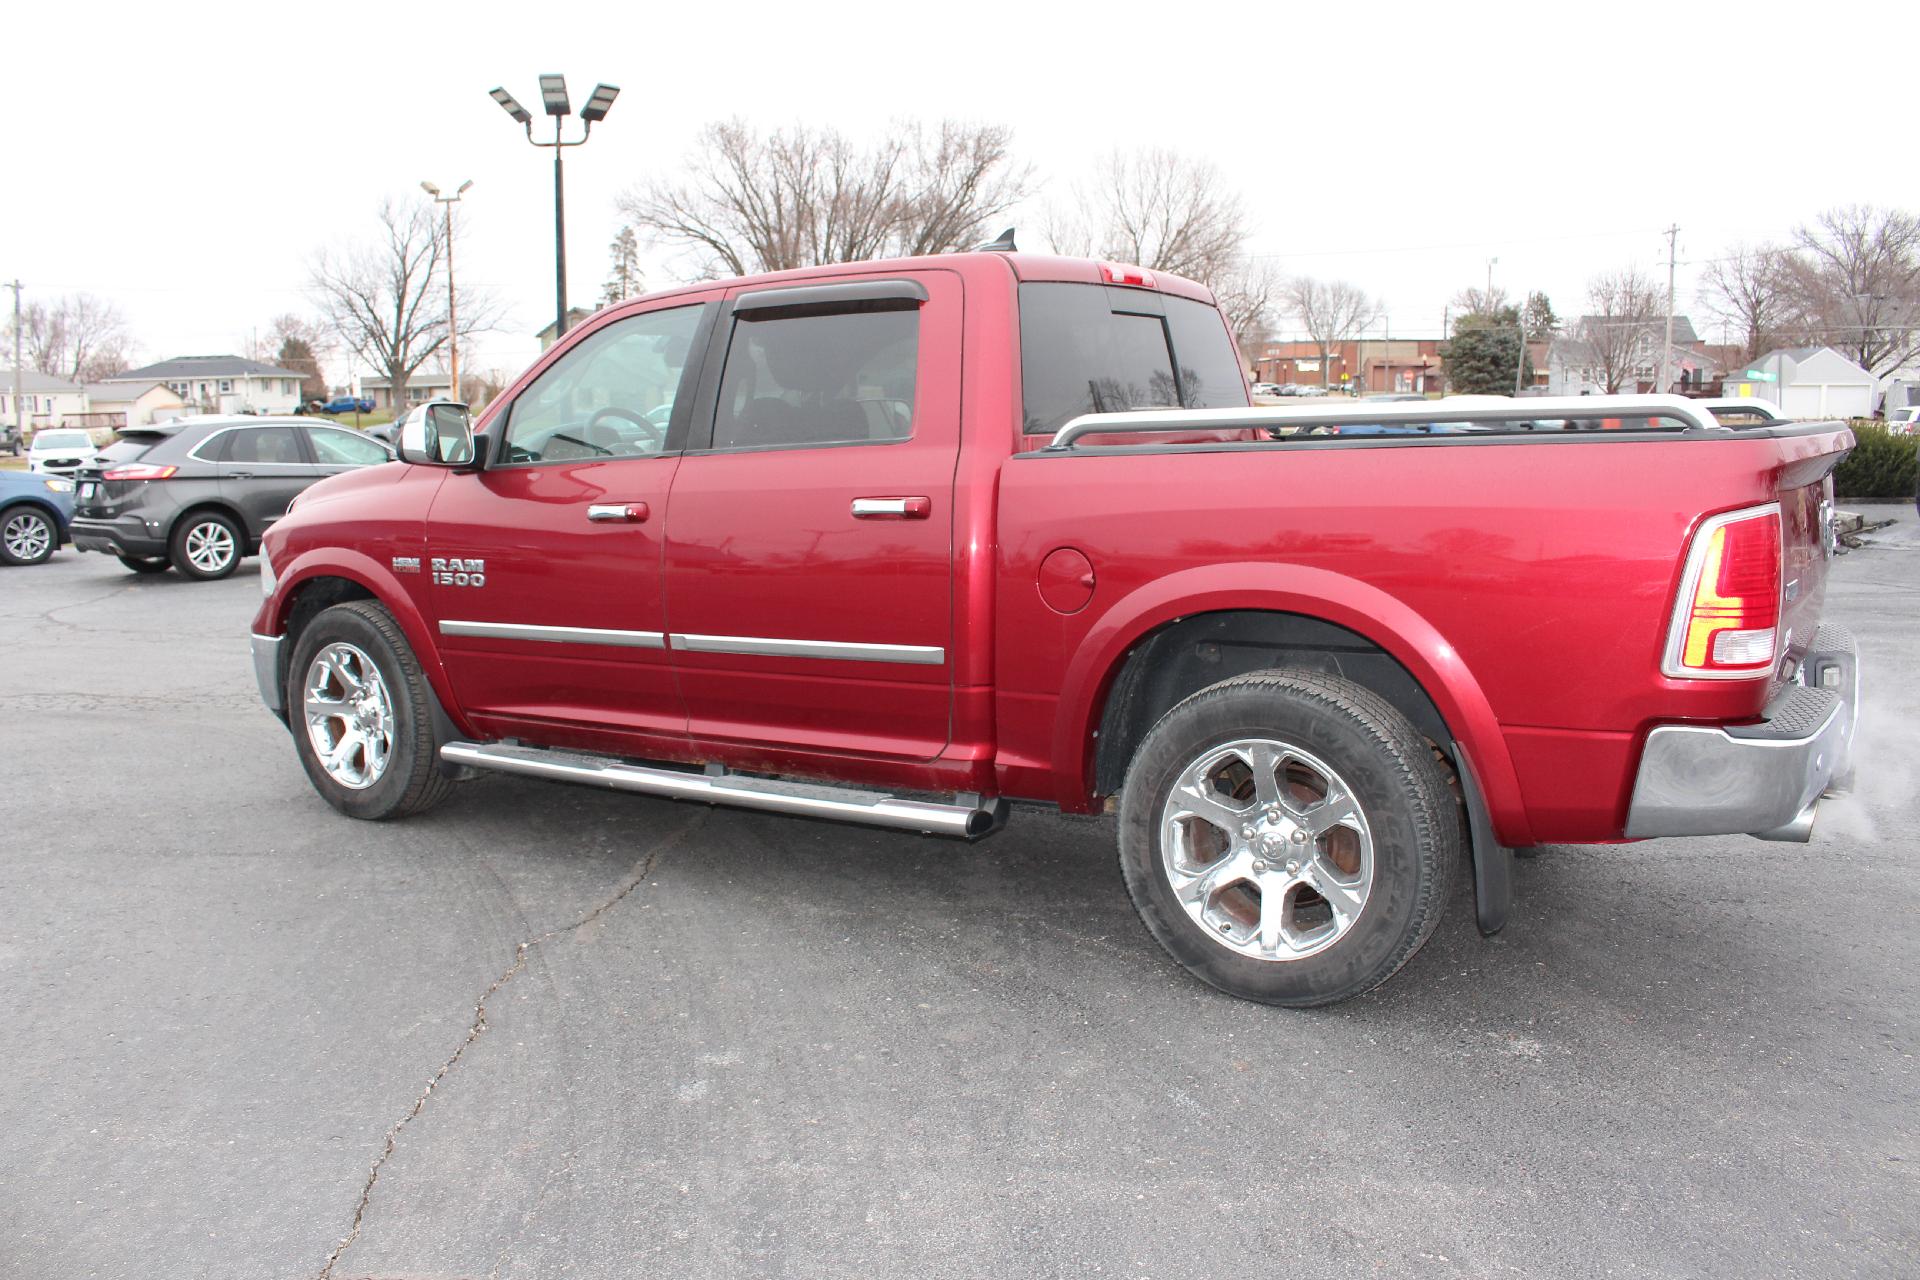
[669,633,945,665]
[440,620,666,649]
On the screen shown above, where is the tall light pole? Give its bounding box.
[421,179,472,403]
[489,75,619,343]
[1659,223,1679,395]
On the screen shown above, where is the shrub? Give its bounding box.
[1833,423,1917,499]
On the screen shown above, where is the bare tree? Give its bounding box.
[309,198,496,412]
[6,294,131,382]
[1213,258,1283,356]
[1786,205,1920,376]
[1283,277,1380,385]
[617,118,1030,279]
[1581,267,1663,393]
[1050,149,1249,282]
[1449,285,1510,323]
[1699,243,1797,362]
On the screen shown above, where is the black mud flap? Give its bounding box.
[1453,745,1513,936]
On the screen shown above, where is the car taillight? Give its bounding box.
[101,464,178,481]
[1098,261,1157,288]
[1662,503,1781,679]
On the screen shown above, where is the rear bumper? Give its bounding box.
[1625,623,1859,841]
[251,632,285,716]
[69,515,168,558]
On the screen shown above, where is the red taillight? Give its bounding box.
[1098,261,1157,288]
[101,463,177,481]
[1663,504,1781,678]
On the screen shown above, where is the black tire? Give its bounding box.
[117,554,171,575]
[286,600,455,820]
[1118,670,1459,1007]
[0,505,57,565]
[169,510,243,580]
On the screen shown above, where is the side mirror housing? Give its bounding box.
[397,401,480,468]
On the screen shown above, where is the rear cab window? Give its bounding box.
[1018,282,1248,442]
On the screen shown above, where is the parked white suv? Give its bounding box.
[1886,406,1919,435]
[27,429,99,475]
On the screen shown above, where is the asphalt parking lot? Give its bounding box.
[4,514,1916,1280]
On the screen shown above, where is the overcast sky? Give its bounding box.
[6,0,1911,384]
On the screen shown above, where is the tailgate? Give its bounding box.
[1773,424,1854,678]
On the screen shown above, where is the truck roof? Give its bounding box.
[593,251,1217,314]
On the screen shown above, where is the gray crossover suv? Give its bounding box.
[69,416,392,579]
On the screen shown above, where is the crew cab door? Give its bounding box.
[423,298,717,755]
[662,271,960,763]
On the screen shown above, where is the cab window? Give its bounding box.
[502,304,704,465]
[711,308,918,451]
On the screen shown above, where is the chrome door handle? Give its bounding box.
[851,496,931,520]
[587,502,650,523]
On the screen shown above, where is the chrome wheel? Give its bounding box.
[302,642,395,790]
[3,511,53,562]
[183,519,237,574]
[1159,738,1374,961]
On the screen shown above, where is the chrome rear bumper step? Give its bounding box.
[440,740,1006,839]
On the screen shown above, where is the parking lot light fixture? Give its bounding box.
[489,87,532,125]
[579,83,620,123]
[492,74,618,343]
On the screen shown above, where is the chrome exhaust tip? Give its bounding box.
[1752,800,1818,843]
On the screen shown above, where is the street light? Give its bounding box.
[421,179,473,405]
[489,74,620,342]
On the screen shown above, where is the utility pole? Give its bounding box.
[1659,223,1679,396]
[1485,257,1498,310]
[8,281,21,444]
[1514,305,1530,396]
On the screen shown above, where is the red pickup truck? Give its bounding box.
[249,251,1859,1007]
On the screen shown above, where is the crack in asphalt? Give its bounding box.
[316,809,709,1280]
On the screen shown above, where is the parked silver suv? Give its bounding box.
[68,416,392,579]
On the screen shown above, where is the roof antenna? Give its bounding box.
[976,227,1017,252]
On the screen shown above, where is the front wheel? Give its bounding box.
[0,506,57,565]
[1118,670,1459,1007]
[287,601,456,820]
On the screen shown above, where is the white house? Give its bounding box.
[0,372,88,429]
[82,381,189,428]
[101,355,306,415]
[1726,347,1875,420]
[361,369,454,412]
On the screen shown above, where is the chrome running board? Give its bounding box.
[440,741,1006,839]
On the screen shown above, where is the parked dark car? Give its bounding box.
[321,396,375,415]
[2,423,20,456]
[67,416,393,579]
[0,470,74,565]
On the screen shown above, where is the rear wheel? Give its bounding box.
[117,554,170,575]
[169,511,241,580]
[1118,670,1458,1007]
[287,600,454,820]
[0,506,56,565]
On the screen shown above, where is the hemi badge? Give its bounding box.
[392,556,421,574]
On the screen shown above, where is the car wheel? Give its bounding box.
[117,554,171,575]
[1118,670,1459,1007]
[287,600,455,821]
[169,511,242,580]
[0,506,57,566]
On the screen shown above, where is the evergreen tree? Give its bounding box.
[602,226,643,305]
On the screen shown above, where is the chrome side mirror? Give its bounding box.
[397,401,476,467]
